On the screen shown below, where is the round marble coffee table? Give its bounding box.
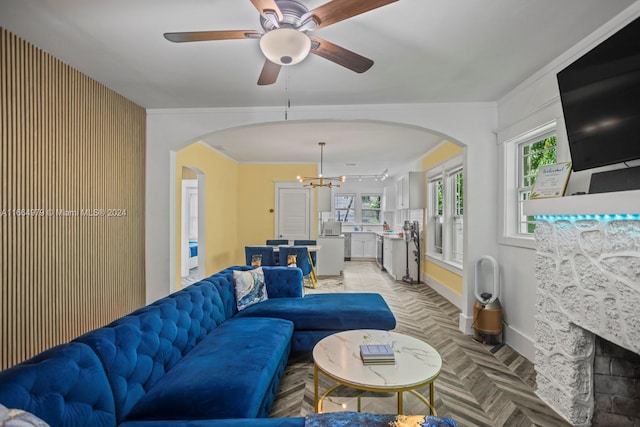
[313,329,442,415]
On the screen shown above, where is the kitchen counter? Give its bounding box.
[316,236,345,276]
[380,232,404,240]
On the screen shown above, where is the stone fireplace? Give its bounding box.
[525,190,640,426]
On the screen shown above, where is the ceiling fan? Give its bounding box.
[164,0,398,85]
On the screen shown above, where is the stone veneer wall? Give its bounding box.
[533,218,640,426]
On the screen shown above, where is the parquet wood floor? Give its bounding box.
[269,260,571,427]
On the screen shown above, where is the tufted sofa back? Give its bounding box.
[0,266,303,427]
[218,265,304,299]
[0,342,117,427]
[74,279,228,423]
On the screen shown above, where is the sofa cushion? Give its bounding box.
[235,293,396,331]
[0,342,116,427]
[125,317,294,421]
[233,268,268,311]
[74,284,227,423]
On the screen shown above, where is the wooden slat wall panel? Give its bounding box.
[0,28,146,370]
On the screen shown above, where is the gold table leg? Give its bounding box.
[314,364,320,412]
[308,252,317,288]
[315,365,438,416]
[429,381,435,415]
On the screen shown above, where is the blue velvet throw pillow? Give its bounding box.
[233,267,268,311]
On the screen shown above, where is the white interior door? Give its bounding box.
[276,185,312,241]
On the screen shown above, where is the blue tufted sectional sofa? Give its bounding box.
[0,266,403,427]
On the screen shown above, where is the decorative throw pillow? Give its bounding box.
[233,268,268,311]
[0,404,49,426]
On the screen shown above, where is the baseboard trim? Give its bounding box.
[503,323,535,361]
[424,275,463,310]
[459,312,473,335]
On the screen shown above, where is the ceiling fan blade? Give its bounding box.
[309,37,373,73]
[249,0,283,21]
[258,60,281,85]
[310,0,398,29]
[164,30,261,43]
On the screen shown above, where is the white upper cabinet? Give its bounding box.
[396,172,425,210]
[382,184,396,212]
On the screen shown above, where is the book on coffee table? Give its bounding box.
[360,344,395,365]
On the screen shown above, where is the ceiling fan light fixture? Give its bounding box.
[259,28,311,65]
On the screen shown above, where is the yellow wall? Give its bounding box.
[182,167,197,179]
[422,141,463,170]
[425,262,463,295]
[175,145,317,289]
[421,141,464,295]
[237,163,318,250]
[1,28,146,369]
[175,143,240,287]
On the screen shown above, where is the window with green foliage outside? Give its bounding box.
[519,135,557,234]
[361,195,382,224]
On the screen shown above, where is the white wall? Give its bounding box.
[146,103,499,334]
[495,2,640,360]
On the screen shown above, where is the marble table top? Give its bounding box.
[313,330,442,390]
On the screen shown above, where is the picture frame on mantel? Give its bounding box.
[531,162,572,199]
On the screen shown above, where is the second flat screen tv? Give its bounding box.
[557,16,640,172]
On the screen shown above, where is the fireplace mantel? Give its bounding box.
[524,189,640,217]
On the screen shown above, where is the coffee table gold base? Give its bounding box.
[314,364,437,415]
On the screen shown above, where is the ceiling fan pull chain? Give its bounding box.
[284,66,291,120]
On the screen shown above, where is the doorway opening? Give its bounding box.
[181,166,205,287]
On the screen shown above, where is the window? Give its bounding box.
[518,134,557,234]
[452,169,464,263]
[361,195,382,224]
[427,158,463,268]
[431,178,443,254]
[334,194,355,223]
[501,121,559,247]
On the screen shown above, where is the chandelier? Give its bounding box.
[297,142,346,188]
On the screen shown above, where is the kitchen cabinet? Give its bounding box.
[383,235,420,281]
[350,232,376,259]
[382,184,395,211]
[396,172,425,209]
[396,176,407,209]
[383,236,394,276]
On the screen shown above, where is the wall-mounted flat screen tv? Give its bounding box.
[557,16,640,172]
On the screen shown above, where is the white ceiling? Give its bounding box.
[1,0,636,176]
